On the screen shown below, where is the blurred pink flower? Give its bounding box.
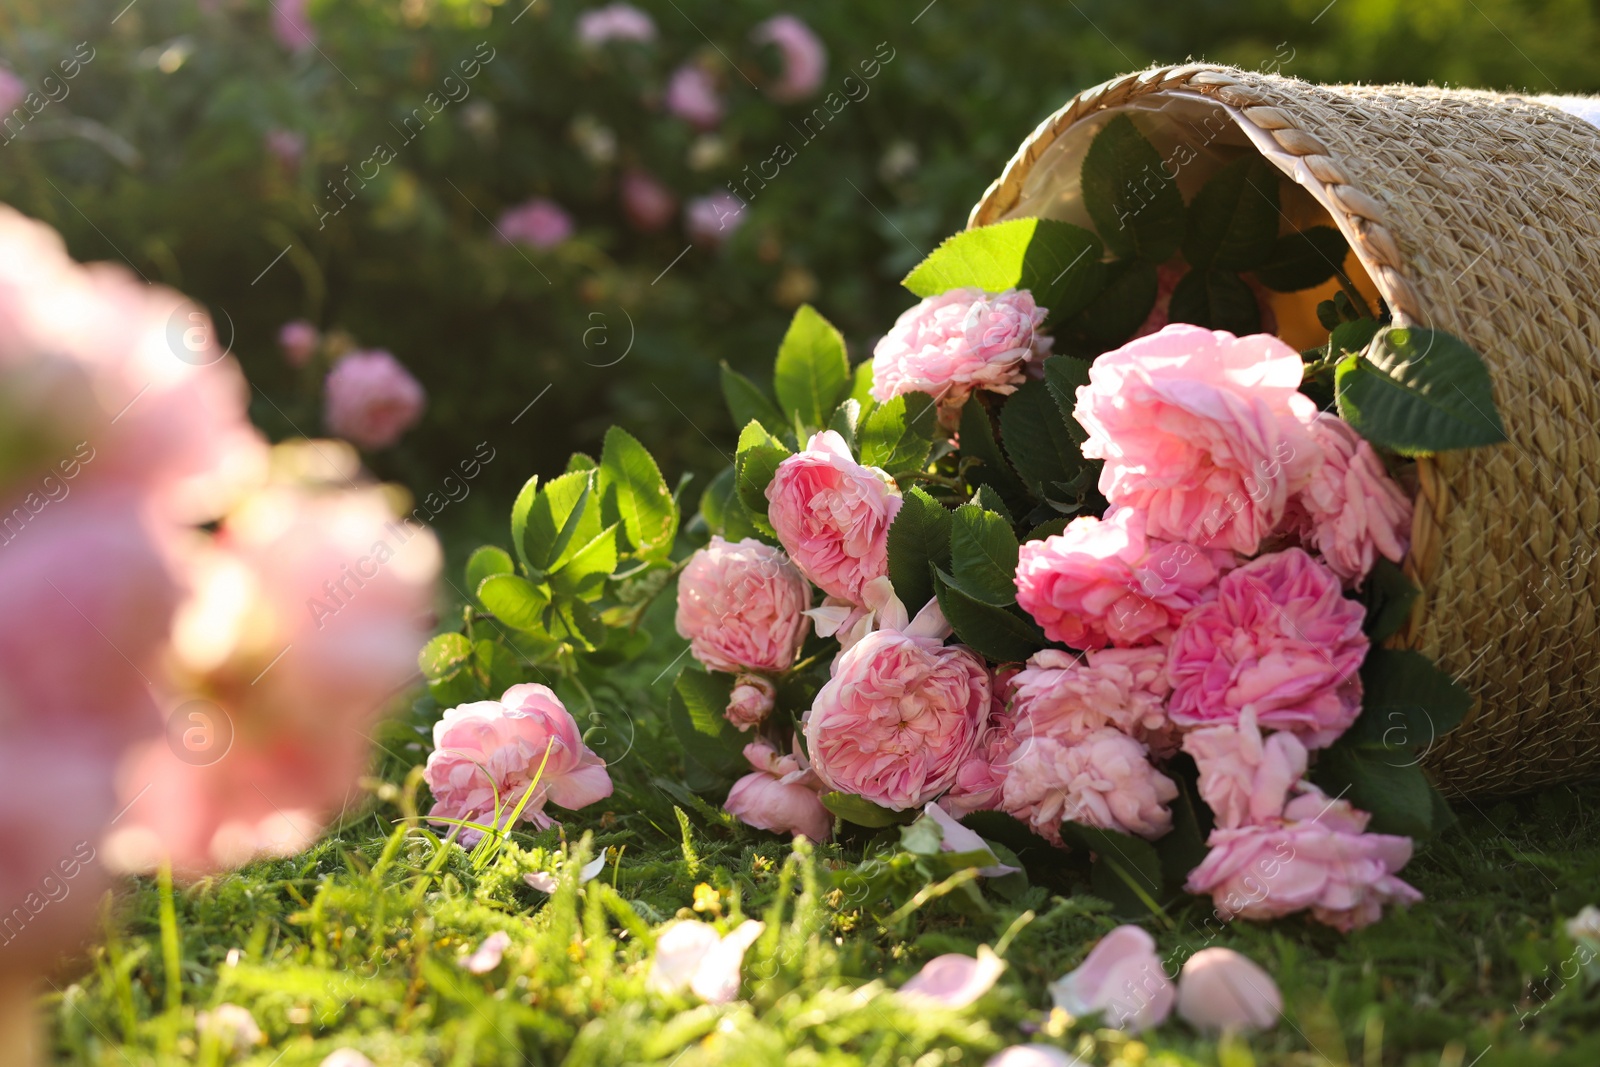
[1074,324,1320,555]
[1015,507,1231,650]
[898,945,1005,1008]
[1185,790,1422,931]
[1000,729,1176,845]
[0,66,25,115]
[1049,925,1174,1032]
[724,740,831,841]
[1182,710,1308,829]
[665,65,723,129]
[685,192,746,245]
[985,1047,1082,1067]
[271,0,316,53]
[1176,948,1282,1032]
[805,625,989,810]
[576,3,656,46]
[725,673,777,730]
[323,349,426,450]
[264,128,306,172]
[320,1051,376,1067]
[277,319,319,367]
[497,198,574,250]
[675,536,810,674]
[196,1003,262,1055]
[751,15,827,103]
[1296,413,1412,584]
[423,684,612,845]
[767,430,902,605]
[620,169,676,232]
[1167,548,1367,748]
[648,919,765,1003]
[871,287,1046,407]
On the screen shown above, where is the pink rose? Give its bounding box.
[941,669,1021,817]
[1049,925,1174,1032]
[675,536,810,674]
[620,169,676,232]
[751,15,827,103]
[271,0,315,52]
[725,674,777,730]
[1000,729,1177,845]
[804,628,989,810]
[1176,948,1281,1033]
[1167,548,1368,748]
[1296,413,1412,583]
[264,128,306,172]
[278,319,319,367]
[1015,508,1231,649]
[423,684,612,844]
[1008,648,1169,747]
[1184,790,1422,931]
[685,192,746,246]
[665,65,723,130]
[870,288,1046,406]
[323,350,426,450]
[1182,710,1308,829]
[576,3,656,46]
[1084,646,1182,757]
[724,740,831,841]
[1074,324,1320,554]
[0,67,25,115]
[766,430,902,605]
[497,198,574,250]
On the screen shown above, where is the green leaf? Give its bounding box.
[1042,355,1092,445]
[508,475,539,571]
[419,632,474,680]
[1168,267,1261,335]
[958,398,1030,512]
[1348,648,1473,748]
[1080,114,1185,262]
[699,465,762,542]
[734,420,792,526]
[1359,558,1420,642]
[827,398,861,451]
[902,217,1106,321]
[1183,155,1281,271]
[474,639,523,695]
[857,393,936,476]
[970,485,1014,526]
[773,305,850,434]
[1001,378,1087,504]
[1077,259,1158,346]
[848,360,876,406]
[1328,317,1382,359]
[556,599,607,652]
[1060,823,1166,917]
[1311,746,1436,838]
[1025,518,1071,542]
[522,470,599,576]
[477,574,552,633]
[886,486,954,614]
[599,426,677,560]
[949,504,1020,607]
[549,523,619,601]
[820,792,914,828]
[1335,326,1507,455]
[1255,226,1349,292]
[669,670,748,779]
[1155,767,1212,891]
[720,361,788,439]
[934,570,1047,663]
[565,452,597,473]
[464,546,514,598]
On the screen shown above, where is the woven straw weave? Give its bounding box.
[969,64,1600,795]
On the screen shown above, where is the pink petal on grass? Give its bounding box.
[523,853,607,894]
[899,945,1006,1008]
[461,931,512,974]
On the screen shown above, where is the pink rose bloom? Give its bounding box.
[1000,729,1176,845]
[1075,324,1321,555]
[942,670,1021,817]
[675,536,810,673]
[576,3,656,46]
[725,673,777,730]
[665,65,723,130]
[766,430,902,605]
[0,67,25,115]
[1176,948,1281,1033]
[497,198,574,250]
[271,0,315,52]
[805,628,990,810]
[324,349,426,450]
[871,288,1047,406]
[264,128,306,172]
[1296,413,1412,583]
[1008,648,1168,747]
[423,684,612,845]
[1049,925,1174,1032]
[1167,548,1368,748]
[1185,790,1422,932]
[1085,646,1182,757]
[1182,710,1308,829]
[751,15,827,103]
[724,740,831,841]
[278,319,319,367]
[898,946,1006,1009]
[1015,507,1231,649]
[685,192,746,245]
[620,169,676,232]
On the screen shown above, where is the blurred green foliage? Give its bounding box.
[1,0,1595,553]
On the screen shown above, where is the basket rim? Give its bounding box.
[965,62,1451,637]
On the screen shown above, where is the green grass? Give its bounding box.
[47,633,1600,1066]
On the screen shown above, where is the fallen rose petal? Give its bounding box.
[985,1046,1085,1067]
[649,919,765,1002]
[690,919,765,1004]
[320,1051,376,1067]
[523,853,607,894]
[899,944,1006,1008]
[922,803,1020,877]
[196,1003,263,1054]
[1048,924,1174,1032]
[461,930,512,974]
[1177,947,1282,1033]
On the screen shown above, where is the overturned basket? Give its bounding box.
[969,64,1600,795]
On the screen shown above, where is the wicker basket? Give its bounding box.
[969,64,1600,795]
